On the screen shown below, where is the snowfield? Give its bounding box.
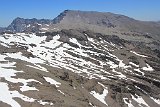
[0,32,159,107]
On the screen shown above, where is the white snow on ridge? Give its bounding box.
[6,52,44,64]
[112,69,126,78]
[44,77,61,87]
[134,68,144,75]
[123,98,134,107]
[88,37,94,42]
[0,33,46,46]
[69,38,80,46]
[131,94,149,107]
[7,78,40,92]
[0,62,22,79]
[90,83,108,106]
[130,51,148,58]
[0,55,52,106]
[1,33,118,80]
[0,82,35,107]
[27,24,31,27]
[90,88,108,105]
[41,28,49,31]
[0,59,40,92]
[26,65,48,72]
[45,24,49,26]
[37,23,42,26]
[0,54,7,61]
[38,100,54,106]
[119,60,130,69]
[0,82,54,107]
[150,97,160,105]
[142,63,154,71]
[1,33,154,84]
[129,62,139,68]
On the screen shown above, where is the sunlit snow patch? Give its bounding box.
[130,51,148,58]
[142,63,154,71]
[6,52,44,64]
[129,62,139,68]
[150,97,160,105]
[44,77,61,87]
[26,65,48,72]
[90,84,108,106]
[0,82,35,107]
[123,98,134,107]
[131,94,149,107]
[8,78,40,92]
[134,68,144,75]
[38,100,54,106]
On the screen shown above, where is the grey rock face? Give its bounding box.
[2,10,160,44]
[7,17,52,32]
[51,10,160,38]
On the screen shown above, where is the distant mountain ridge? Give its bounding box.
[2,10,160,34]
[6,17,52,32]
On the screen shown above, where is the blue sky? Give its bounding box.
[0,0,160,27]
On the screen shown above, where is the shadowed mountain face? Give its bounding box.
[0,27,5,32]
[0,10,160,107]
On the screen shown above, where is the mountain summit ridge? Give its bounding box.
[1,10,159,39]
[0,10,160,51]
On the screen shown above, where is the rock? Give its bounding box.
[83,79,97,91]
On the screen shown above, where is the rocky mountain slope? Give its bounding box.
[2,10,160,51]
[51,10,160,36]
[0,10,160,107]
[0,29,160,107]
[0,27,5,33]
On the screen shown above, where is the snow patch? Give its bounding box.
[38,100,54,106]
[131,94,149,107]
[90,87,108,105]
[129,62,139,68]
[58,90,65,95]
[130,51,148,58]
[26,65,48,72]
[44,77,61,87]
[142,63,154,71]
[150,97,160,105]
[123,98,134,107]
[41,28,49,31]
[6,52,44,64]
[134,69,144,75]
[27,24,30,27]
[0,82,35,107]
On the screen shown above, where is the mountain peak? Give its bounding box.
[7,17,52,32]
[15,17,24,20]
[2,10,160,38]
